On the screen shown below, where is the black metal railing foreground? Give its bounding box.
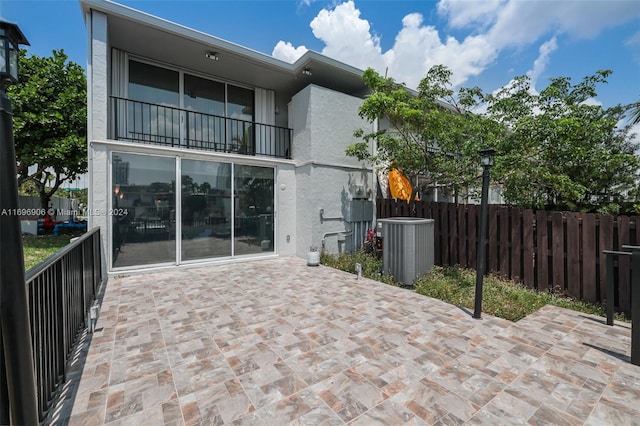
[111,96,292,159]
[24,228,103,421]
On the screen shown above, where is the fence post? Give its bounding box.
[603,250,630,326]
[622,245,640,366]
[606,253,615,326]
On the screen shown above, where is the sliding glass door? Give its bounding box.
[112,153,274,269]
[125,60,255,152]
[181,159,232,261]
[227,85,255,154]
[112,152,176,268]
[128,61,180,146]
[234,165,274,255]
[183,75,225,150]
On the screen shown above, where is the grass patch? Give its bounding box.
[22,235,70,271]
[414,266,622,322]
[322,250,626,322]
[320,251,398,286]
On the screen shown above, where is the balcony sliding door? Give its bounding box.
[184,75,225,150]
[226,85,255,154]
[128,61,180,146]
[114,58,285,156]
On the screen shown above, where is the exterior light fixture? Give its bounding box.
[302,67,312,76]
[205,51,219,61]
[0,20,29,89]
[480,148,495,167]
[473,148,495,319]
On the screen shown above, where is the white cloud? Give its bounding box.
[272,41,308,63]
[526,37,558,86]
[273,0,640,92]
[384,13,498,87]
[436,0,502,30]
[309,1,385,71]
[582,98,603,107]
[441,0,640,46]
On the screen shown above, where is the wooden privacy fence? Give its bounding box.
[377,198,639,314]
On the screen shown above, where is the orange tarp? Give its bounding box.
[388,169,417,202]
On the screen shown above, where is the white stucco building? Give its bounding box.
[81,0,376,272]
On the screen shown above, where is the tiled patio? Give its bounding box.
[49,257,640,425]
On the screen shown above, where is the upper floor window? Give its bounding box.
[128,59,253,122]
[129,60,179,108]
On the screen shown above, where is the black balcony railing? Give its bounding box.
[111,96,292,159]
[24,228,103,421]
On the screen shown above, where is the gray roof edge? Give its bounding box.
[79,0,367,81]
[294,50,365,77]
[80,0,295,71]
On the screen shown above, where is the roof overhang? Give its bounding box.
[79,0,370,99]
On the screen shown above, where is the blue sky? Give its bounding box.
[2,0,640,114]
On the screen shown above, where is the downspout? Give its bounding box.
[86,9,93,229]
[372,117,378,223]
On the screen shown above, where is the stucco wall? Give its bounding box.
[275,164,297,256]
[89,11,108,143]
[87,10,109,276]
[290,85,375,257]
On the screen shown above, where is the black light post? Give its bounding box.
[473,148,495,319]
[0,20,38,424]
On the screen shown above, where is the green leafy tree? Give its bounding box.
[485,71,638,212]
[349,66,638,213]
[346,67,500,202]
[8,49,87,210]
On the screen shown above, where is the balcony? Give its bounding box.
[110,97,292,159]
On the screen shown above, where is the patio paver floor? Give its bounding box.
[49,257,640,425]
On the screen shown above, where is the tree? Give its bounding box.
[628,99,640,125]
[346,67,500,203]
[8,49,87,210]
[348,66,639,214]
[485,71,639,213]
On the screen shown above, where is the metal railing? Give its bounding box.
[25,228,103,421]
[111,96,292,159]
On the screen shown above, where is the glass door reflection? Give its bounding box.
[234,165,274,256]
[181,160,232,261]
[112,152,176,268]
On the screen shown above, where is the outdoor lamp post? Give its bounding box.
[473,148,495,319]
[0,20,38,424]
